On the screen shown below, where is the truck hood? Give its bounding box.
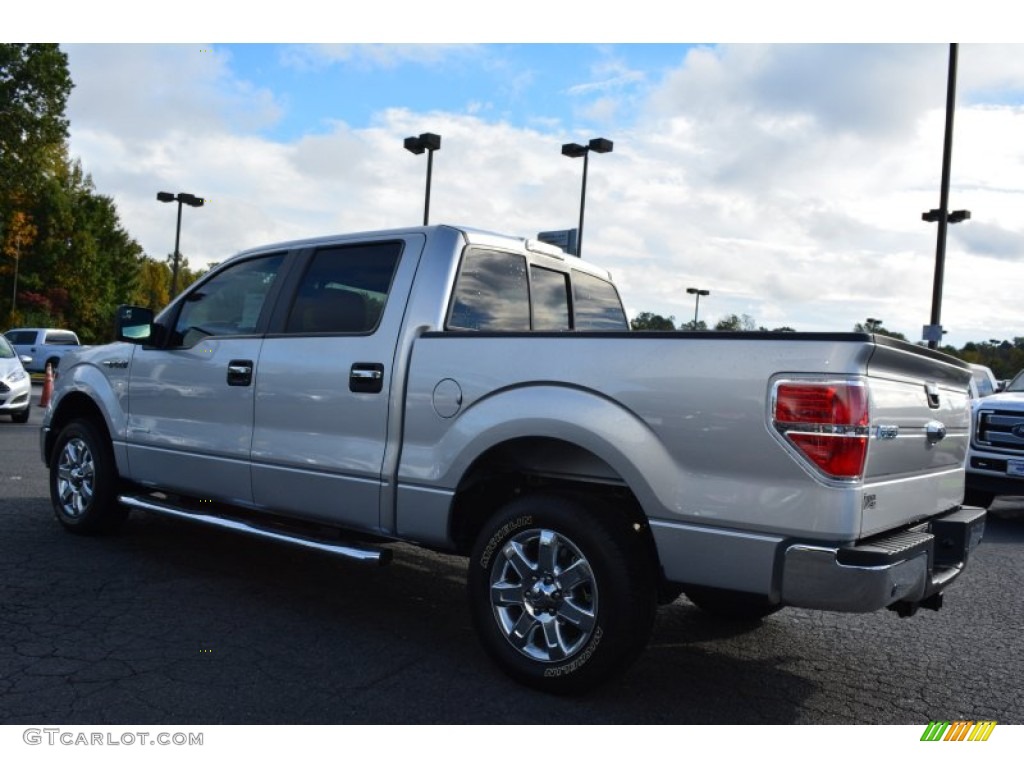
[974,390,1024,409]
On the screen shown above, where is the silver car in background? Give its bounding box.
[0,334,32,423]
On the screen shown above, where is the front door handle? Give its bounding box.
[227,360,253,387]
[350,363,384,393]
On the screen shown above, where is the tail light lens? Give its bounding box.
[773,381,870,480]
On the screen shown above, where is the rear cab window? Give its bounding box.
[43,331,79,345]
[447,247,627,332]
[571,270,628,331]
[531,266,571,331]
[448,249,530,331]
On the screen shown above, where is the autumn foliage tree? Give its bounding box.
[1,44,149,341]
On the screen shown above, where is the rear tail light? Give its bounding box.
[772,381,870,480]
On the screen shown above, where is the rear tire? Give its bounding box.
[468,494,657,694]
[50,418,128,535]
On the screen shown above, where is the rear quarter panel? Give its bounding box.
[399,333,895,544]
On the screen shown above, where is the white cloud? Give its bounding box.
[61,43,1024,347]
[64,45,282,140]
[279,44,481,71]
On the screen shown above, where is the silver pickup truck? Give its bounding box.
[40,224,985,692]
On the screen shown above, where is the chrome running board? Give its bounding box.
[118,494,392,565]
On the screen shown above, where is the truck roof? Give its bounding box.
[229,224,615,283]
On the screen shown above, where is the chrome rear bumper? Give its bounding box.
[781,506,986,613]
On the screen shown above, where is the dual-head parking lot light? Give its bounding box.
[686,287,710,326]
[561,137,613,259]
[157,191,205,296]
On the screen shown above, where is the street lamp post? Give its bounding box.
[157,191,204,296]
[686,287,710,327]
[922,43,970,349]
[561,137,613,258]
[404,132,442,225]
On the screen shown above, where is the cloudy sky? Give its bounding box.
[15,6,1024,346]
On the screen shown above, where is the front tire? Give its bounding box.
[50,418,127,535]
[468,494,656,694]
[11,405,30,423]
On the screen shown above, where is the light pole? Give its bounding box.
[686,287,710,327]
[561,137,613,258]
[404,132,442,225]
[922,43,970,349]
[157,191,204,296]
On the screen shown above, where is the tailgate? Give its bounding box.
[861,338,971,537]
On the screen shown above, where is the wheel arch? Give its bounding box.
[45,391,114,468]
[400,383,680,532]
[445,436,669,599]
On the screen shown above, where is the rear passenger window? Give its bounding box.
[449,250,530,331]
[286,242,402,334]
[531,267,571,331]
[572,270,628,330]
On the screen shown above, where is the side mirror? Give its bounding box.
[115,305,156,344]
[19,355,33,366]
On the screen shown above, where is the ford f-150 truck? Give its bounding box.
[40,224,985,692]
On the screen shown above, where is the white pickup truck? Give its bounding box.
[965,368,1024,507]
[4,327,83,373]
[40,224,985,692]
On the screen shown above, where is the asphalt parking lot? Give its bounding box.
[1,387,1022,724]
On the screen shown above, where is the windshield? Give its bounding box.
[0,335,15,359]
[1006,370,1024,393]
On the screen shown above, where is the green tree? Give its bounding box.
[854,318,907,341]
[12,152,146,341]
[715,313,757,331]
[630,311,676,331]
[0,46,149,340]
[132,258,172,311]
[0,44,72,195]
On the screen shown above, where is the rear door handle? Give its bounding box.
[227,360,253,387]
[350,363,384,393]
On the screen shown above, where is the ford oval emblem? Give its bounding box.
[1012,423,1024,439]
